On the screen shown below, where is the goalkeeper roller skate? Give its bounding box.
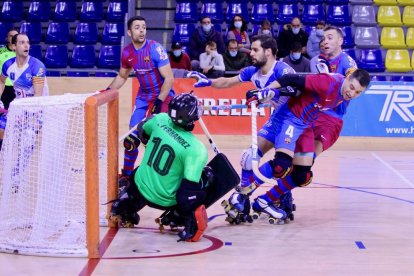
[222,192,253,225]
[155,209,185,232]
[107,196,140,228]
[251,196,287,225]
[279,191,296,222]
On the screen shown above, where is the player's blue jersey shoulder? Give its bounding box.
[238,61,295,88]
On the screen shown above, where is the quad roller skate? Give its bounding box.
[251,196,287,225]
[107,198,140,228]
[222,192,253,225]
[279,191,296,222]
[155,209,185,232]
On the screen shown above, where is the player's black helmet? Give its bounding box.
[168,92,201,131]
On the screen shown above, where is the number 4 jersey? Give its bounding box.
[134,113,208,207]
[1,56,49,98]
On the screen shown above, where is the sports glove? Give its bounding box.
[186,71,212,87]
[0,100,7,114]
[246,88,277,106]
[123,131,140,152]
[316,55,331,74]
[151,98,163,114]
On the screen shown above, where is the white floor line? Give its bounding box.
[371,151,414,188]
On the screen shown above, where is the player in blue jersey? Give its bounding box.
[187,34,295,222]
[0,33,48,150]
[106,16,175,180]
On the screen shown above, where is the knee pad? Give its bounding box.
[123,131,140,152]
[270,152,293,179]
[290,165,313,187]
[240,146,263,171]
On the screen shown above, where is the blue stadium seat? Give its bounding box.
[351,5,377,26]
[303,25,316,36]
[201,2,224,24]
[107,1,128,22]
[390,75,414,82]
[1,1,23,22]
[301,0,324,3]
[302,4,325,25]
[276,4,299,25]
[74,22,98,44]
[45,45,69,68]
[326,0,350,4]
[54,1,77,22]
[98,45,121,69]
[343,48,357,60]
[172,23,196,46]
[46,22,70,44]
[326,5,351,26]
[371,75,387,81]
[28,1,51,22]
[0,22,13,43]
[101,22,124,45]
[71,45,96,68]
[174,2,198,23]
[95,72,118,77]
[29,44,43,61]
[339,26,354,48]
[20,22,42,44]
[357,49,385,72]
[354,26,380,48]
[226,2,249,23]
[251,3,274,24]
[275,0,299,3]
[80,1,103,22]
[67,71,90,77]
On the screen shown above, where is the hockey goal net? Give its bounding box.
[0,90,119,258]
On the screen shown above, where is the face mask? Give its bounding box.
[229,50,238,57]
[262,29,271,35]
[292,27,300,34]
[210,50,217,56]
[316,29,324,37]
[173,50,182,57]
[290,52,301,61]
[234,21,242,29]
[202,24,212,33]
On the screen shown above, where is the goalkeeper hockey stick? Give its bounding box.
[203,103,271,111]
[198,116,220,154]
[251,101,278,185]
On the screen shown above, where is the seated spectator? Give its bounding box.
[223,39,251,76]
[307,21,326,59]
[281,41,311,73]
[257,19,273,37]
[189,16,226,71]
[169,42,191,71]
[227,15,251,54]
[199,41,225,78]
[277,17,308,59]
[310,39,326,73]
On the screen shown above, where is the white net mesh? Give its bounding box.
[0,93,109,257]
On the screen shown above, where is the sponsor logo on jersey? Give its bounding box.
[36,67,44,77]
[26,73,32,82]
[284,137,291,144]
[156,46,168,60]
[144,56,150,62]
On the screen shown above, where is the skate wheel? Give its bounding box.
[221,200,229,207]
[292,204,296,211]
[268,217,276,224]
[252,212,260,220]
[124,222,134,228]
[234,218,241,225]
[246,215,253,223]
[289,214,294,221]
[225,216,234,224]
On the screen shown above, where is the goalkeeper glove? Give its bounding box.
[151,98,163,115]
[186,71,212,87]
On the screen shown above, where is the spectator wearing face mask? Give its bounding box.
[281,41,310,73]
[223,39,251,76]
[227,15,251,54]
[307,21,326,58]
[169,42,192,71]
[189,16,226,71]
[257,19,273,37]
[199,41,225,78]
[277,17,308,59]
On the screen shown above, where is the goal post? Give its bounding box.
[0,90,119,258]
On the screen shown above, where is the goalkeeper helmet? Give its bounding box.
[168,92,201,131]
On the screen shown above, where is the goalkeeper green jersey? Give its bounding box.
[0,45,15,86]
[134,113,208,207]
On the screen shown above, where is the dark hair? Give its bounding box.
[227,39,238,46]
[349,69,371,88]
[229,15,248,33]
[206,40,216,48]
[316,20,326,27]
[324,26,343,38]
[261,19,272,29]
[251,34,278,56]
[127,16,146,30]
[291,41,302,52]
[11,33,28,45]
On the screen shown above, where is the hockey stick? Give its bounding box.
[198,116,220,154]
[251,101,278,185]
[118,125,137,143]
[203,103,271,111]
